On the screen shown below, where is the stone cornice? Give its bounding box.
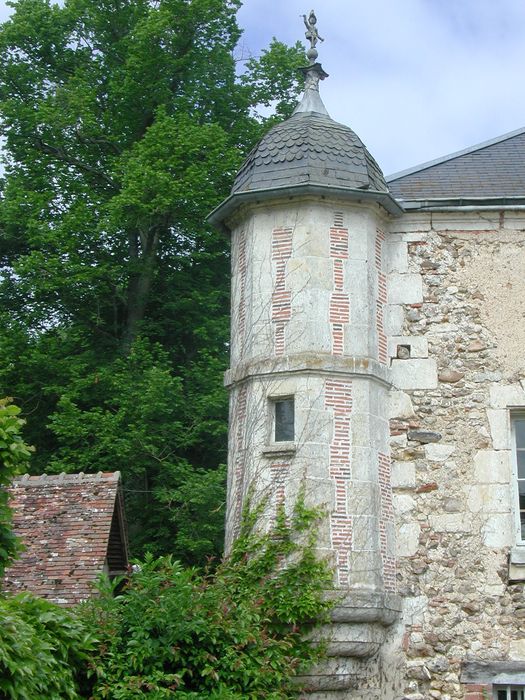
[224,353,391,389]
[208,182,403,234]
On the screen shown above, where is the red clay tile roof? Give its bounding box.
[3,471,129,605]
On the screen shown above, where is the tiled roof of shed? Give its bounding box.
[387,127,525,202]
[3,471,128,605]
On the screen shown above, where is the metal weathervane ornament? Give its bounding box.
[293,9,329,116]
[302,10,324,63]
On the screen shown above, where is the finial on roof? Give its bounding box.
[302,10,324,63]
[293,10,330,117]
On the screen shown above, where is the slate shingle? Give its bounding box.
[233,111,389,194]
[388,128,525,201]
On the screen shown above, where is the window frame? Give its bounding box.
[272,396,295,443]
[494,684,525,700]
[511,412,525,545]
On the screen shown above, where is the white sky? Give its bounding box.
[2,0,525,175]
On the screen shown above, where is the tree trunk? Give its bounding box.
[121,226,160,354]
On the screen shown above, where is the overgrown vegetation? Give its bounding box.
[81,501,333,699]
[0,593,94,700]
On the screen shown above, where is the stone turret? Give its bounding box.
[209,13,402,697]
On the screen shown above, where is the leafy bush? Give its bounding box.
[0,398,33,575]
[0,593,95,700]
[82,499,333,699]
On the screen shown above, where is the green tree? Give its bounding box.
[0,0,305,559]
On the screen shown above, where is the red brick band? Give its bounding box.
[231,385,248,538]
[375,229,387,364]
[325,380,353,587]
[329,226,350,356]
[271,228,293,356]
[378,451,396,591]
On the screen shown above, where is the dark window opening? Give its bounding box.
[274,398,294,442]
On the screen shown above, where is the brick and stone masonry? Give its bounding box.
[325,379,353,587]
[329,224,350,355]
[271,227,293,356]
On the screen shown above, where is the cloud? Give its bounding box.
[1,0,524,174]
[238,0,525,174]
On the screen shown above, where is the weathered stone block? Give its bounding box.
[467,483,512,513]
[425,444,455,461]
[347,481,380,516]
[481,513,512,547]
[473,450,511,483]
[487,409,511,450]
[347,550,383,589]
[391,461,416,488]
[428,513,470,533]
[350,447,376,481]
[393,494,416,514]
[352,515,379,551]
[345,325,370,356]
[431,211,500,231]
[384,304,405,335]
[385,240,409,273]
[489,383,525,409]
[388,274,423,304]
[509,639,525,660]
[397,523,420,557]
[388,391,416,420]
[391,359,438,390]
[388,214,432,234]
[288,256,333,290]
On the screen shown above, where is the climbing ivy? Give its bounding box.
[81,498,333,699]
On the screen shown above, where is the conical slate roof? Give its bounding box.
[232,111,389,194]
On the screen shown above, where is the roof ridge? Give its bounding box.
[386,125,525,183]
[11,471,121,486]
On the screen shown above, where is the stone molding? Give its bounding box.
[461,661,525,685]
[326,590,402,626]
[224,352,391,390]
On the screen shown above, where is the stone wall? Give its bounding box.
[383,210,525,699]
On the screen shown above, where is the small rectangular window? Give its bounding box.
[274,398,294,442]
[513,416,525,542]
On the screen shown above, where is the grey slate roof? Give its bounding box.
[387,127,525,202]
[233,111,389,194]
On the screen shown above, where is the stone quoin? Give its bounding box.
[208,10,525,700]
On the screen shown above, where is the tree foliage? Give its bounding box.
[81,499,333,699]
[0,0,305,559]
[0,398,33,575]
